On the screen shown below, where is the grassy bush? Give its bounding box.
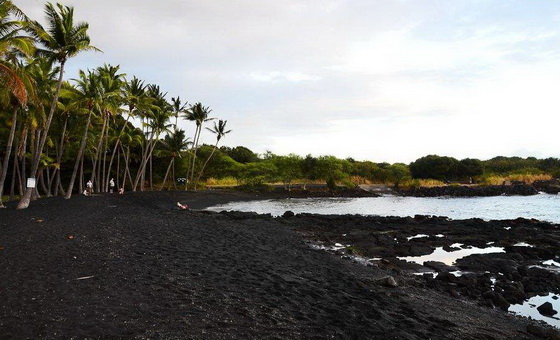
[399,179,446,189]
[206,177,238,187]
[480,173,552,185]
[349,176,371,185]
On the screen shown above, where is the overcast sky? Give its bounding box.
[18,0,560,163]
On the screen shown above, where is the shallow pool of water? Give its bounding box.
[509,293,560,328]
[397,246,505,266]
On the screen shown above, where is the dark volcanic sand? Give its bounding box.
[0,190,558,339]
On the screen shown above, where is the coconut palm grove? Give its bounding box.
[2,1,560,209]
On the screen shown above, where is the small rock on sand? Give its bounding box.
[376,276,398,288]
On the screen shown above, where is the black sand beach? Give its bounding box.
[1,190,559,339]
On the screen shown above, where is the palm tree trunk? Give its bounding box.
[10,146,19,200]
[105,115,131,193]
[0,107,19,207]
[194,142,219,190]
[149,154,153,191]
[51,114,68,196]
[159,158,174,191]
[65,110,93,199]
[38,170,48,195]
[120,144,134,191]
[17,61,66,209]
[133,133,154,191]
[172,160,177,190]
[102,124,108,191]
[91,114,107,192]
[15,158,23,196]
[79,154,84,193]
[46,164,52,197]
[19,127,28,195]
[116,146,121,189]
[188,125,202,188]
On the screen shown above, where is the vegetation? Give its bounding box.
[1,2,559,210]
[0,2,231,208]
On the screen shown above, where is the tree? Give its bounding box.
[222,146,258,163]
[314,156,350,189]
[387,163,411,189]
[272,154,302,191]
[457,158,483,180]
[133,84,172,191]
[18,2,99,209]
[194,119,231,189]
[0,1,35,207]
[170,96,187,130]
[182,102,212,187]
[59,69,103,199]
[409,155,459,180]
[155,129,190,190]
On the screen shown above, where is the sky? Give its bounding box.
[17,0,560,163]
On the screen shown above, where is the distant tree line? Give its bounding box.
[194,147,560,189]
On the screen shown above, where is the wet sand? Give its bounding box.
[0,190,558,339]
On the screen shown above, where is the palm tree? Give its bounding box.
[155,129,191,190]
[194,120,231,189]
[132,85,172,191]
[182,102,212,188]
[59,69,105,199]
[0,61,36,207]
[0,1,35,207]
[0,0,34,107]
[17,2,99,209]
[104,76,150,190]
[89,64,124,192]
[171,96,187,130]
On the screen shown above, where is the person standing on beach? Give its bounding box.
[86,180,93,195]
[109,178,115,193]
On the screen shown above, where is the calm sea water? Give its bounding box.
[208,193,560,223]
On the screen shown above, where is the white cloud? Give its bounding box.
[250,71,321,82]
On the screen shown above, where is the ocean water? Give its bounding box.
[207,193,560,223]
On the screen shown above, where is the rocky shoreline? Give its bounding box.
[286,213,560,316]
[1,190,559,339]
[399,180,560,197]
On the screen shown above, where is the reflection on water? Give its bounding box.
[397,246,505,266]
[207,194,560,223]
[509,293,560,328]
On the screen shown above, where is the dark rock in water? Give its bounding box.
[282,210,295,218]
[537,302,557,316]
[533,179,560,194]
[424,261,459,273]
[455,253,521,275]
[376,276,398,288]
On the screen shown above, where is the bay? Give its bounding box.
[208,193,560,223]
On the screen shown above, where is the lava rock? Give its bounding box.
[376,276,398,288]
[424,261,459,273]
[537,302,557,317]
